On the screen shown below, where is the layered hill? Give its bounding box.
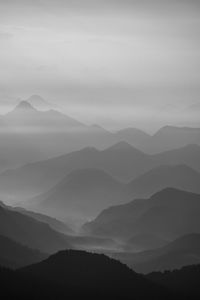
[0,202,71,253]
[25,168,126,222]
[127,164,200,198]
[83,189,200,241]
[0,234,46,269]
[111,234,200,274]
[1,142,200,203]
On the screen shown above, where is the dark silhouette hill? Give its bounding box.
[83,189,200,242]
[19,250,172,298]
[0,234,46,269]
[148,264,200,297]
[0,250,175,300]
[111,233,200,274]
[0,202,71,253]
[26,168,126,222]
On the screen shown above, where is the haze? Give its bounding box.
[0,0,200,131]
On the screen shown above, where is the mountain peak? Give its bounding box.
[14,101,36,112]
[107,141,134,151]
[26,95,53,111]
[151,187,197,199]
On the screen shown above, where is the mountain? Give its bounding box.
[0,251,173,300]
[115,128,150,148]
[1,140,200,204]
[0,234,47,269]
[111,234,200,274]
[83,189,200,241]
[154,144,200,173]
[5,100,85,130]
[0,101,85,171]
[19,250,171,298]
[0,143,154,202]
[14,207,73,235]
[25,168,127,222]
[148,264,200,297]
[125,233,168,252]
[0,101,119,172]
[25,95,57,111]
[127,164,200,199]
[141,126,200,153]
[0,202,71,253]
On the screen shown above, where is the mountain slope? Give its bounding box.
[26,168,127,222]
[83,189,200,241]
[154,144,200,173]
[115,128,150,148]
[0,142,155,202]
[127,164,200,198]
[0,251,174,300]
[0,202,71,253]
[19,250,171,299]
[0,100,119,172]
[111,234,200,274]
[0,234,47,269]
[141,126,200,153]
[148,264,200,297]
[25,95,58,111]
[14,207,73,234]
[1,141,200,203]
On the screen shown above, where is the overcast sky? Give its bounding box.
[0,0,200,131]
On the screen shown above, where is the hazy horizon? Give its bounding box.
[0,0,200,131]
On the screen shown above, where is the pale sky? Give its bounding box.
[0,0,200,131]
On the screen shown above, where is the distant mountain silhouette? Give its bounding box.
[0,202,71,253]
[83,189,200,241]
[115,126,200,154]
[154,144,200,173]
[6,100,85,129]
[111,233,200,274]
[115,128,150,147]
[25,95,58,111]
[0,101,120,172]
[0,143,154,201]
[1,109,200,173]
[127,164,200,198]
[141,126,200,153]
[14,100,36,111]
[125,233,168,252]
[0,234,46,269]
[26,168,126,222]
[1,141,200,203]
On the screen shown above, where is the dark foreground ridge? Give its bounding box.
[0,249,174,300]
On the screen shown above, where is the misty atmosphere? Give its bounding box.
[1,1,200,299]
